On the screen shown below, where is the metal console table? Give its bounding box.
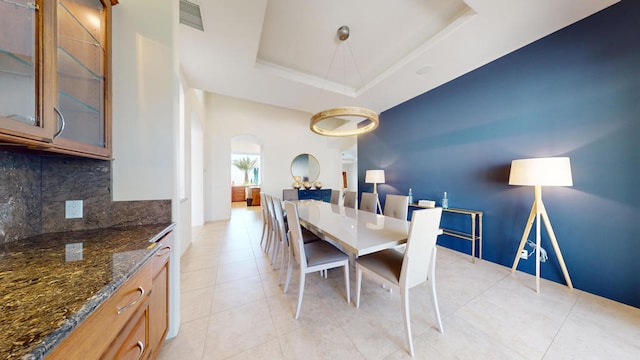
[410,204,483,263]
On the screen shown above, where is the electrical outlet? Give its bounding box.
[65,242,83,262]
[520,249,529,260]
[65,200,83,219]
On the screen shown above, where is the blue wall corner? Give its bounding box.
[358,2,640,308]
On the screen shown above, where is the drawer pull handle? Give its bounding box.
[116,286,145,315]
[156,246,172,256]
[135,340,145,360]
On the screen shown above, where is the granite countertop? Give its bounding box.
[0,223,175,360]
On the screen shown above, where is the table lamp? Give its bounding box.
[509,157,573,293]
[365,170,385,214]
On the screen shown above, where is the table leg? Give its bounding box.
[471,213,476,263]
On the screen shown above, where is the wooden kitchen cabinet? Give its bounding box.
[148,232,173,359]
[47,260,153,359]
[101,302,150,360]
[47,230,173,360]
[0,0,112,159]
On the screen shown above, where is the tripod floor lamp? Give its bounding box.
[509,157,573,293]
[365,170,385,214]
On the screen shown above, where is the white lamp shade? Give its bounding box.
[509,157,573,186]
[365,170,385,184]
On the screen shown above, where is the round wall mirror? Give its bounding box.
[291,153,320,183]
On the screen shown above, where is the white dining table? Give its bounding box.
[292,200,411,256]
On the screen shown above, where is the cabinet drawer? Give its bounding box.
[102,303,149,360]
[48,261,152,359]
[153,232,173,275]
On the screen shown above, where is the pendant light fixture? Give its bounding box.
[310,26,379,137]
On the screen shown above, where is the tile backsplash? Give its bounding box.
[0,150,171,243]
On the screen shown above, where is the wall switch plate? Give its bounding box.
[65,200,83,219]
[520,249,529,260]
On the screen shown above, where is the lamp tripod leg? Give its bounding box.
[539,205,573,289]
[511,201,537,272]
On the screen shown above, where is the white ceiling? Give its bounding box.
[178,0,619,116]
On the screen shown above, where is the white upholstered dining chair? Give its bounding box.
[284,201,350,319]
[283,189,299,201]
[330,189,341,205]
[343,191,357,208]
[383,194,409,220]
[359,192,378,213]
[355,207,444,357]
[272,197,321,284]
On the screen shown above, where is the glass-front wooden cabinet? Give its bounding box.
[0,0,112,159]
[0,0,53,141]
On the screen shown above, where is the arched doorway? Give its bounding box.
[230,135,263,207]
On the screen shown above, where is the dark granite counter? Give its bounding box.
[0,223,175,360]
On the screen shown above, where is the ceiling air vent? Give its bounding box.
[180,0,204,31]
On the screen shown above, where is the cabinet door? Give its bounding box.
[148,234,172,357]
[0,0,54,142]
[54,0,111,157]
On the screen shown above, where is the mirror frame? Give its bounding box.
[290,153,320,183]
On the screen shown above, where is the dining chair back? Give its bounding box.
[343,191,357,208]
[384,194,409,220]
[359,192,378,213]
[259,193,269,249]
[283,189,299,201]
[355,207,443,356]
[284,201,351,319]
[263,194,278,256]
[330,189,341,205]
[269,196,286,269]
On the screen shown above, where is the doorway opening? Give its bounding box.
[230,135,263,207]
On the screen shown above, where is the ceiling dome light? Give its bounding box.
[310,26,379,137]
[310,107,379,137]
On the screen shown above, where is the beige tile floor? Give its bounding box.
[159,205,640,360]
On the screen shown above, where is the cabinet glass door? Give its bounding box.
[56,0,105,147]
[0,0,38,127]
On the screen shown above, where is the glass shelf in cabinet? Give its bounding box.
[59,90,101,115]
[57,47,104,81]
[58,1,104,50]
[0,48,33,77]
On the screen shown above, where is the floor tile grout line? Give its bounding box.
[540,289,583,360]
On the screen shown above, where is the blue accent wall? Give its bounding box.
[358,1,640,308]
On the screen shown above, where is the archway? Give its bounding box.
[230,134,263,207]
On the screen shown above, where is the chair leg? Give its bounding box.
[259,222,267,249]
[430,248,444,333]
[295,272,306,319]
[355,265,362,308]
[343,263,350,304]
[400,289,414,357]
[284,254,294,293]
[271,234,281,269]
[278,242,291,285]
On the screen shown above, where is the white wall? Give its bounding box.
[111,0,180,338]
[342,162,358,191]
[191,109,204,227]
[204,94,344,221]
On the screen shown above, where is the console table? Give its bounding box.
[410,204,483,263]
[298,189,332,202]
